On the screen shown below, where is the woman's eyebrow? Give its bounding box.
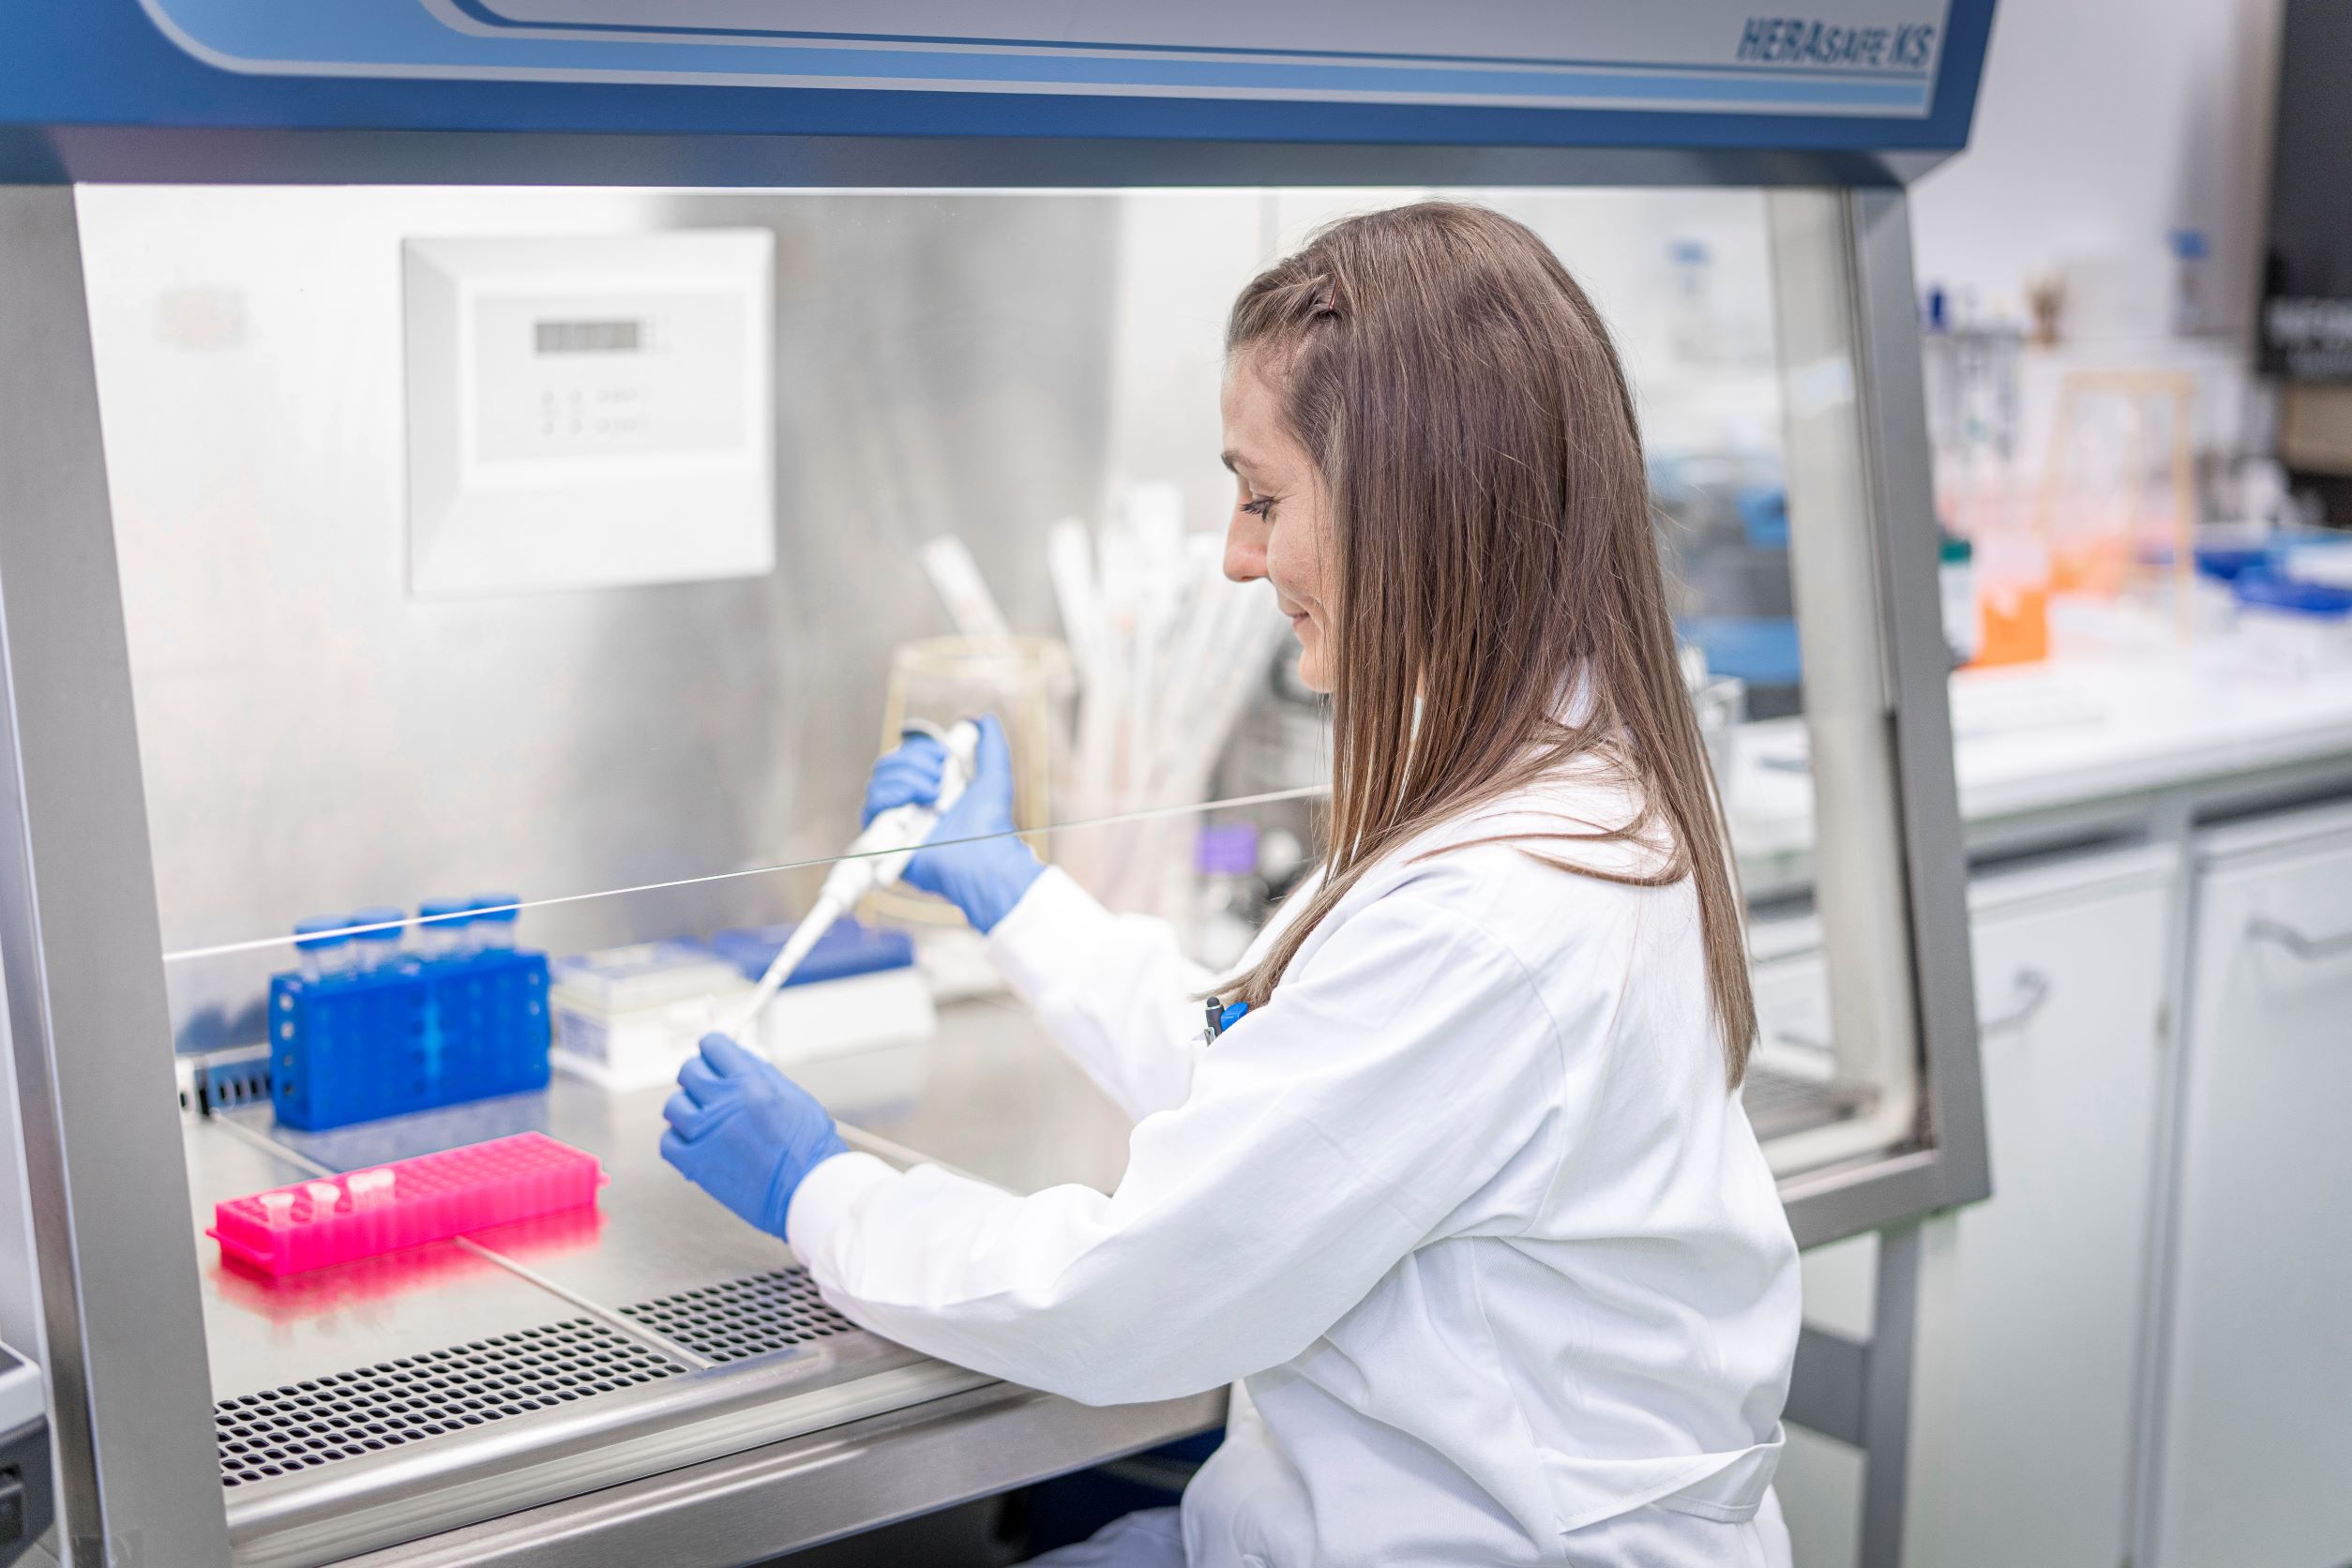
[1223,449,1276,484]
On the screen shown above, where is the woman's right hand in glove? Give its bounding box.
[861,714,1044,934]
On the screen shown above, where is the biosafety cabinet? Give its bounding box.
[0,5,1993,1564]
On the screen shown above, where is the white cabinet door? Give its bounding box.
[1926,852,2170,1568]
[2150,803,2352,1568]
[1772,846,2172,1568]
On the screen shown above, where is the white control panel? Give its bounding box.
[404,231,775,596]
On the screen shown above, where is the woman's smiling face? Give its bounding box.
[1219,357,1339,693]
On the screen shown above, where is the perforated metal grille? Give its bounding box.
[620,1268,859,1363]
[1742,1065,1870,1141]
[214,1319,682,1488]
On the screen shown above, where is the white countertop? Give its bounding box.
[1728,641,2352,879]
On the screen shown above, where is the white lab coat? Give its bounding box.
[787,766,1802,1567]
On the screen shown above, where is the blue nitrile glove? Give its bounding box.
[862,713,1044,933]
[659,1033,849,1239]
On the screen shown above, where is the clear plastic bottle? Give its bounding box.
[470,893,520,952]
[416,897,474,962]
[1938,533,1982,668]
[294,917,356,984]
[349,905,407,974]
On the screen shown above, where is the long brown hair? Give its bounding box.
[1223,201,1756,1085]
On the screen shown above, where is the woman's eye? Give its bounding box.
[1241,496,1275,520]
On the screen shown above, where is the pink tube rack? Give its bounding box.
[211,1132,605,1277]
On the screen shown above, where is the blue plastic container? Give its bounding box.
[2193,545,2272,582]
[706,917,916,988]
[2233,566,2352,618]
[270,912,550,1132]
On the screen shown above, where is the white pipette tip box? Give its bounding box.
[710,917,937,1067]
[550,921,935,1090]
[549,941,746,1014]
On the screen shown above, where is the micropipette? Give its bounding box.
[721,718,982,1048]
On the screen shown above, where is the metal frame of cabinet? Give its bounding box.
[0,26,1995,1565]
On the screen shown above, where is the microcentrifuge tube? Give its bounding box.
[350,906,407,973]
[470,893,520,952]
[418,897,474,961]
[348,1169,395,1209]
[294,917,355,983]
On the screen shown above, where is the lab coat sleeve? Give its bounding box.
[788,883,1566,1408]
[983,866,1220,1121]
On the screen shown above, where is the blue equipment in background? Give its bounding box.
[270,897,550,1131]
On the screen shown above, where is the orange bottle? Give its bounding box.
[1976,580,2050,666]
[1971,530,2051,668]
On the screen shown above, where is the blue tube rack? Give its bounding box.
[270,948,551,1131]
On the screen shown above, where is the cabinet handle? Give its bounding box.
[1979,968,2052,1035]
[2247,915,2352,961]
[1772,967,2051,1052]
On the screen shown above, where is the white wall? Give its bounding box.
[1909,0,2285,341]
[1103,186,1794,540]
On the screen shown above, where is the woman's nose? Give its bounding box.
[1224,515,1268,584]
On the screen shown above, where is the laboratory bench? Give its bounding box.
[1730,642,2352,900]
[186,998,1210,1568]
[186,980,1877,1567]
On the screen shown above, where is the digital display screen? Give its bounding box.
[535,319,642,354]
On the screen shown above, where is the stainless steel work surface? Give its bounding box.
[237,1079,808,1307]
[196,987,1854,1400]
[181,995,1167,1565]
[211,998,1132,1306]
[814,996,1133,1198]
[188,1110,596,1404]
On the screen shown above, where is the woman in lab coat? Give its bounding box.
[661,201,1800,1567]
